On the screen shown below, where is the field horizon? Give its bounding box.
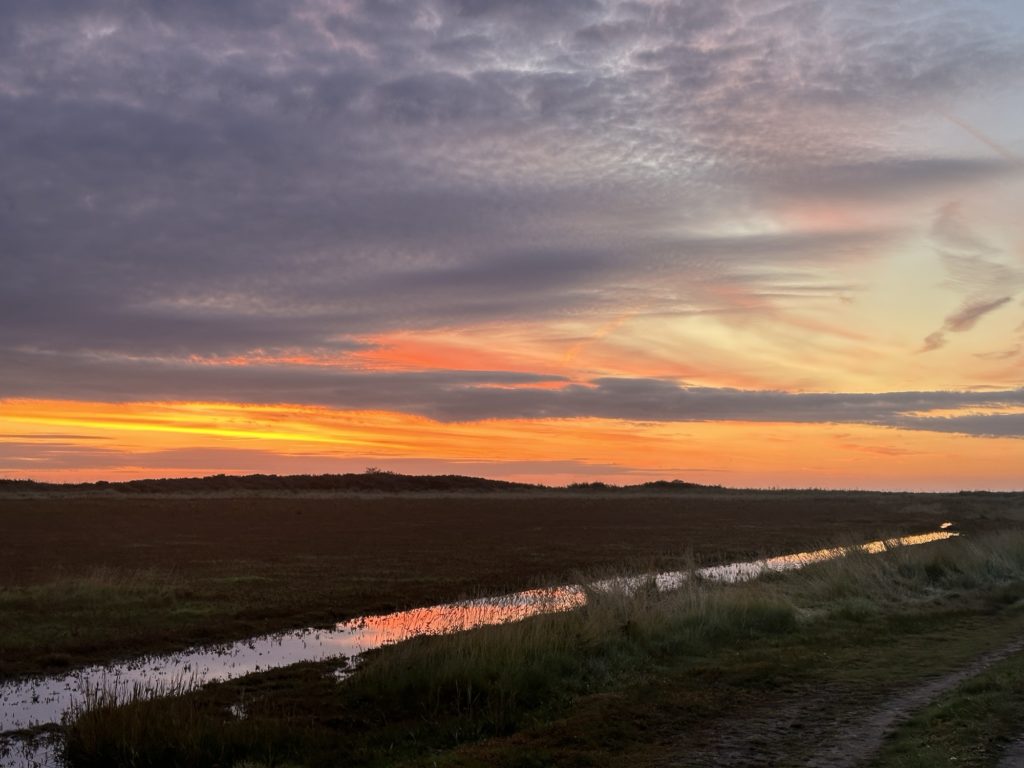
[4,469,1022,497]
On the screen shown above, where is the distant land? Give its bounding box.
[2,472,1017,496]
[0,472,714,494]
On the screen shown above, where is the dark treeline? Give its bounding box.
[2,473,1019,496]
[0,472,714,494]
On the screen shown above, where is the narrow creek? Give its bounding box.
[0,527,956,767]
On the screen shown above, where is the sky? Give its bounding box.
[2,0,1023,489]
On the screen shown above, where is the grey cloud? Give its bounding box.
[3,350,1023,437]
[415,379,1024,430]
[945,297,1013,332]
[664,229,895,262]
[921,204,1022,351]
[0,349,568,407]
[975,345,1020,361]
[933,202,1002,256]
[920,296,1015,352]
[891,413,1024,439]
[430,34,494,61]
[373,248,616,293]
[1,0,1023,389]
[750,157,1021,202]
[932,203,1024,294]
[0,175,885,357]
[574,20,643,47]
[372,72,519,125]
[744,1,1022,109]
[1,0,290,33]
[939,251,1024,296]
[921,331,948,353]
[442,0,602,23]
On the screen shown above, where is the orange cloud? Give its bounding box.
[353,331,564,375]
[2,399,1022,491]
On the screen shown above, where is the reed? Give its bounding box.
[61,531,1024,767]
[782,530,1024,614]
[63,674,307,768]
[325,568,798,734]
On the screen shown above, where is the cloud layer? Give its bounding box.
[3,1,1023,353]
[3,345,1023,437]
[2,0,1024,475]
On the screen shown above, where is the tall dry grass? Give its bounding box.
[781,530,1024,616]
[63,675,309,768]
[342,531,1024,731]
[0,568,180,608]
[61,531,1024,767]
[343,569,797,731]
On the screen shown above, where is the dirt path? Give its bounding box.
[999,737,1024,768]
[805,635,1024,767]
[654,635,1024,767]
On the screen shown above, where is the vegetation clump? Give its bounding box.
[61,531,1024,767]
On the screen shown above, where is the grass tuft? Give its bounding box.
[60,530,1024,767]
[63,676,313,768]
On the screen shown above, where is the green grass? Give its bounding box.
[63,677,312,768]
[343,576,797,736]
[61,575,801,766]
[0,569,206,673]
[871,649,1024,767]
[59,531,1024,767]
[0,561,450,678]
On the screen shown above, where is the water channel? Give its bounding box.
[0,526,957,767]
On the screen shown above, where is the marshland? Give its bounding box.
[2,476,1024,767]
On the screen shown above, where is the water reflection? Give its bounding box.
[0,736,59,768]
[0,526,957,767]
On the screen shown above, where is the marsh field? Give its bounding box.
[2,477,1024,767]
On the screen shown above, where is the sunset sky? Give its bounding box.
[2,0,1023,489]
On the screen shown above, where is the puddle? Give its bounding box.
[0,736,59,768]
[0,586,585,735]
[0,526,957,767]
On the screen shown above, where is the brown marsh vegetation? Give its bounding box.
[58,529,1024,767]
[3,478,1018,679]
[2,476,1024,766]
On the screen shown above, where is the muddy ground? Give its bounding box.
[1,488,1020,679]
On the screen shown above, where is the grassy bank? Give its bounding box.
[4,488,1008,679]
[871,647,1024,767]
[61,530,1024,767]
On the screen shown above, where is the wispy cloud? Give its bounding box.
[921,203,1023,352]
[2,0,1022,362]
[921,296,1014,351]
[941,111,1023,164]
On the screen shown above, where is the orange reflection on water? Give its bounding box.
[343,587,587,648]
[0,525,959,737]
